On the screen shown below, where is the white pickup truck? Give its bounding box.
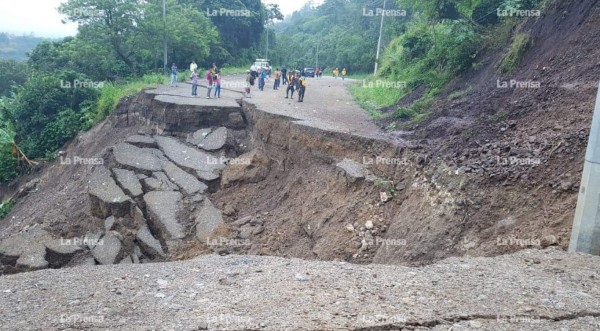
[250,59,271,76]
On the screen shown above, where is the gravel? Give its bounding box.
[0,248,599,330]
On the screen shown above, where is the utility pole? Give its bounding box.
[265,26,269,59]
[163,0,167,74]
[569,82,600,255]
[315,39,320,69]
[374,0,386,75]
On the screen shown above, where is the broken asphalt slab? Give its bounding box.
[143,191,185,240]
[0,228,82,272]
[113,143,163,174]
[154,136,226,178]
[88,166,131,218]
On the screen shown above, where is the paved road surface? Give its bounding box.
[147,75,388,141]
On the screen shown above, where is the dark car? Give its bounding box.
[303,68,316,78]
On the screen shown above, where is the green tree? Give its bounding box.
[12,71,99,158]
[58,0,218,76]
[179,0,272,66]
[0,60,29,96]
[272,0,406,72]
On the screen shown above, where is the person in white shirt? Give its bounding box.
[190,60,198,72]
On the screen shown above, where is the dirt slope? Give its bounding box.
[371,0,600,260]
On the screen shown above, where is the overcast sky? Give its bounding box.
[0,0,324,38]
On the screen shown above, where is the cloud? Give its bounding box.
[0,0,77,38]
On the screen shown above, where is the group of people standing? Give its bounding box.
[190,61,221,99]
[170,61,222,99]
[245,66,307,102]
[169,61,347,102]
[332,67,347,80]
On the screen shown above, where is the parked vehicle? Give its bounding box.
[251,59,271,75]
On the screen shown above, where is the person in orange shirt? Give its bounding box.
[273,68,281,90]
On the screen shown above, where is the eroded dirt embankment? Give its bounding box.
[0,81,571,274]
[211,99,570,266]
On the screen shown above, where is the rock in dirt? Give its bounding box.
[221,149,270,188]
[198,127,228,151]
[144,191,185,240]
[113,143,162,173]
[195,200,224,242]
[541,235,558,247]
[91,233,123,265]
[380,191,392,203]
[88,166,131,218]
[136,225,165,258]
[125,135,157,149]
[336,158,377,183]
[161,160,208,195]
[231,216,253,227]
[112,168,144,198]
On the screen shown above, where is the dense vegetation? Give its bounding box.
[270,0,407,73]
[270,0,545,121]
[361,0,545,120]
